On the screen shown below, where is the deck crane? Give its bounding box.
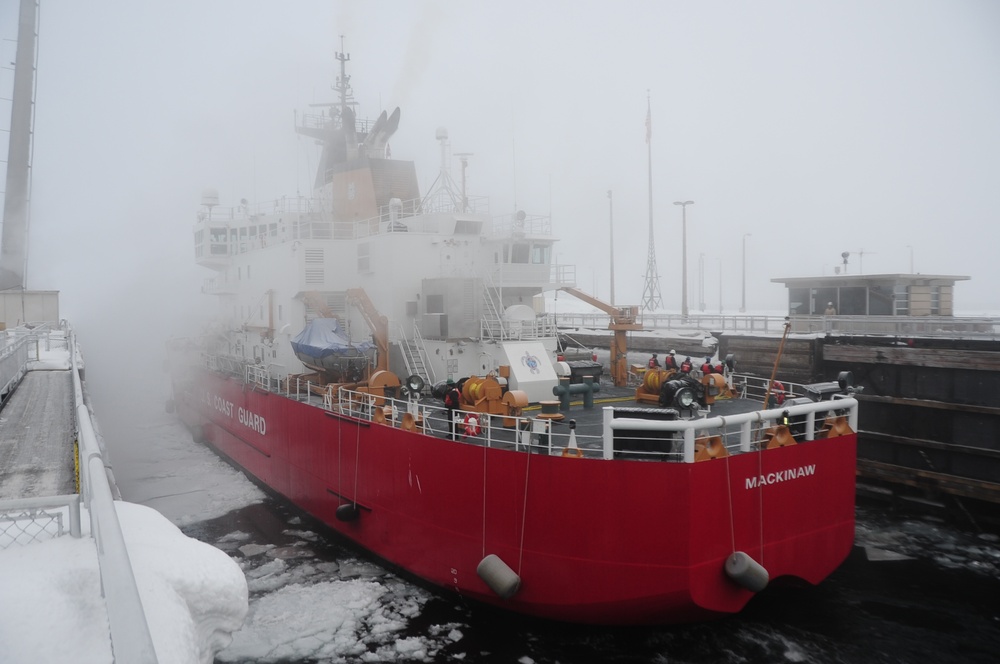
[346,288,390,373]
[560,287,643,387]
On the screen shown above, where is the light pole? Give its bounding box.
[608,190,615,305]
[717,257,723,314]
[674,200,694,317]
[740,233,751,313]
[907,244,913,273]
[698,253,706,312]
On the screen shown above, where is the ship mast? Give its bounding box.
[333,36,353,130]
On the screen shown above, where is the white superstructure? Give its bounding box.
[191,48,575,401]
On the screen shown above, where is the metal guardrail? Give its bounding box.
[0,325,158,662]
[259,373,856,464]
[0,325,158,659]
[0,336,29,398]
[0,494,81,548]
[71,328,159,663]
[553,312,1000,339]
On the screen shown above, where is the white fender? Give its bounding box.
[477,554,521,599]
[725,551,769,592]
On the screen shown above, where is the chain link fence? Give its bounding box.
[0,494,82,549]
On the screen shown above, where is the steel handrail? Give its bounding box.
[553,312,1000,339]
[72,328,158,663]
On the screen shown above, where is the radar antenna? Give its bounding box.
[420,128,467,212]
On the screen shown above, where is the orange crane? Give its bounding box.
[346,288,390,373]
[560,287,642,387]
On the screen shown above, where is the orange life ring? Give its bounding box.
[463,413,481,437]
[773,381,786,405]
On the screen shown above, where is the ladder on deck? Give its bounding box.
[398,321,433,386]
[480,270,507,341]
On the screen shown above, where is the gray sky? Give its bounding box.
[3,0,1000,325]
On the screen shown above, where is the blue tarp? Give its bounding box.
[290,318,372,359]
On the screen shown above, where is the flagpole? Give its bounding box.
[608,190,615,306]
[647,93,653,255]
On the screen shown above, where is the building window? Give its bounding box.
[894,285,909,316]
[788,288,809,315]
[426,294,444,314]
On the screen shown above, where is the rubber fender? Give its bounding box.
[335,504,360,522]
[725,551,769,592]
[477,554,522,599]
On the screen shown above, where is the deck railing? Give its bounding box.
[554,312,1000,339]
[72,329,159,663]
[267,374,857,463]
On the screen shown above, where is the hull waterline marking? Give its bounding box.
[202,390,266,435]
[745,464,816,490]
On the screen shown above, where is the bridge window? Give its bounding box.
[511,243,530,264]
[531,245,550,264]
[454,219,482,234]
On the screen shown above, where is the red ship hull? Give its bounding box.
[176,370,856,625]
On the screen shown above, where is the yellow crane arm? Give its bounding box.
[346,288,389,372]
[559,287,642,387]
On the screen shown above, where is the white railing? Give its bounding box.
[553,312,1000,339]
[72,330,159,663]
[604,396,858,463]
[270,380,858,464]
[0,335,29,397]
[0,326,157,661]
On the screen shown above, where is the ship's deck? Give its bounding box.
[283,374,823,461]
[0,369,76,500]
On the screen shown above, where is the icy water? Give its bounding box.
[98,374,1000,663]
[178,496,1000,664]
